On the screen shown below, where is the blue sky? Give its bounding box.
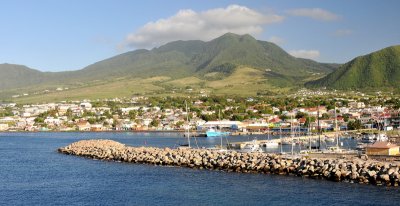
[0,0,399,71]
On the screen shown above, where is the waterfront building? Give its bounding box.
[366,142,400,156]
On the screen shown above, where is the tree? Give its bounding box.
[321,113,330,120]
[175,121,184,127]
[295,112,307,119]
[347,120,362,130]
[0,107,14,117]
[150,119,160,127]
[279,114,288,121]
[34,117,45,123]
[65,109,73,118]
[304,116,316,127]
[87,118,97,124]
[128,110,137,120]
[231,114,244,121]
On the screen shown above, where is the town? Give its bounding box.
[1,90,400,136]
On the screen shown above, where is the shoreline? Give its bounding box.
[0,130,186,133]
[59,139,400,187]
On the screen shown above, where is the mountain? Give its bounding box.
[74,33,336,80]
[306,45,400,89]
[0,64,49,89]
[0,33,338,101]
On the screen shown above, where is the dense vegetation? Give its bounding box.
[0,33,336,100]
[306,45,400,89]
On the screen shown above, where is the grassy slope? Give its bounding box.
[1,33,339,102]
[11,67,285,103]
[306,45,400,89]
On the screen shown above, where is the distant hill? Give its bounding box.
[0,64,48,89]
[0,33,339,101]
[306,45,400,89]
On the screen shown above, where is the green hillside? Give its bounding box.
[306,45,400,89]
[0,33,338,102]
[0,64,48,89]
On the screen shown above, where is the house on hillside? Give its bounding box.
[77,121,91,131]
[0,124,9,131]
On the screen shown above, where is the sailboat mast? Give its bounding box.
[317,105,321,151]
[186,101,190,148]
[291,114,294,155]
[308,116,311,151]
[280,126,283,153]
[335,106,338,148]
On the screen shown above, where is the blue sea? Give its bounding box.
[0,132,399,205]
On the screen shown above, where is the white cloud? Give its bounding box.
[286,8,340,21]
[268,36,285,45]
[334,29,353,37]
[121,5,284,49]
[289,49,320,60]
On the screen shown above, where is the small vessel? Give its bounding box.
[206,128,230,137]
[361,133,375,143]
[281,139,295,145]
[263,126,279,148]
[356,142,368,151]
[325,137,335,143]
[375,133,388,142]
[263,140,279,148]
[242,139,262,152]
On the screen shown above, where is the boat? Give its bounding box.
[263,125,279,148]
[242,139,262,152]
[262,140,279,148]
[309,106,357,155]
[375,133,388,141]
[206,128,231,137]
[281,139,295,145]
[361,133,375,143]
[356,142,368,151]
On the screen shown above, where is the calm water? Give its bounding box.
[0,132,399,205]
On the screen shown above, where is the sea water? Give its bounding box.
[0,132,399,205]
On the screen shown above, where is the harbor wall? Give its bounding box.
[58,140,400,187]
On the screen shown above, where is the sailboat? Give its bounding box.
[179,101,191,148]
[326,107,342,152]
[311,106,357,154]
[263,123,278,148]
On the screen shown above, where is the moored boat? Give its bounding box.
[206,128,231,137]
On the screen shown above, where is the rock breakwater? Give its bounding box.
[58,140,400,186]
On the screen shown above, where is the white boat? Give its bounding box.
[356,142,368,151]
[263,127,279,148]
[375,133,388,141]
[242,140,262,152]
[361,133,375,143]
[263,140,279,148]
[281,139,295,145]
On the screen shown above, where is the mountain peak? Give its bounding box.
[215,32,255,41]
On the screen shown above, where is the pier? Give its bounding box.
[59,139,400,187]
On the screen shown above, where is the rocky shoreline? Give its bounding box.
[58,139,400,187]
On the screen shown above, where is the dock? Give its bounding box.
[227,133,351,149]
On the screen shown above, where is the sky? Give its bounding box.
[0,0,399,72]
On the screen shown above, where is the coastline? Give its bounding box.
[0,130,186,133]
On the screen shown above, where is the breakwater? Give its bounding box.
[58,139,400,186]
